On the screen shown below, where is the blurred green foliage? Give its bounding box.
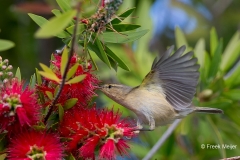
[1,0,240,159]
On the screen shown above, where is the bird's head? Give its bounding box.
[99,84,132,101]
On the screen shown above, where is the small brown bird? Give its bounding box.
[100,45,223,130]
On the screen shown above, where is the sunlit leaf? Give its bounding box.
[45,91,53,100]
[61,47,68,77]
[15,67,21,81]
[64,98,78,110]
[194,38,205,69]
[56,0,71,12]
[106,24,141,32]
[51,9,62,17]
[28,13,70,38]
[175,27,188,49]
[220,31,240,73]
[100,29,148,43]
[210,27,218,56]
[66,24,84,35]
[29,73,36,88]
[0,39,15,52]
[66,74,86,84]
[35,68,42,85]
[208,39,223,79]
[38,71,60,83]
[111,7,136,24]
[105,46,130,71]
[39,63,54,74]
[35,10,76,38]
[58,105,64,122]
[66,63,79,81]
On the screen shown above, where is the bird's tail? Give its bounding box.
[195,107,223,114]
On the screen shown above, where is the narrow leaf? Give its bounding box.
[208,39,223,79]
[210,27,218,56]
[105,46,130,71]
[38,71,60,83]
[66,24,84,35]
[39,63,55,74]
[194,38,205,68]
[175,27,188,49]
[56,0,71,12]
[15,67,21,81]
[45,91,53,100]
[35,68,42,85]
[35,10,76,38]
[0,39,15,51]
[52,9,62,17]
[225,62,240,88]
[61,47,69,77]
[66,63,79,81]
[54,85,60,97]
[58,105,64,122]
[64,98,78,110]
[111,7,136,24]
[100,29,148,43]
[223,89,240,101]
[220,31,240,73]
[66,74,86,84]
[95,38,111,68]
[106,24,141,32]
[29,74,36,88]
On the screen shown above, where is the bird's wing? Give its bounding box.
[141,45,200,110]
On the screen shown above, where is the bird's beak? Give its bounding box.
[96,85,103,90]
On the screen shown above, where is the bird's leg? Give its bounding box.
[134,117,155,132]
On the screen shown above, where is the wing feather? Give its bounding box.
[141,45,199,110]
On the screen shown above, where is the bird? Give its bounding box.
[99,45,223,131]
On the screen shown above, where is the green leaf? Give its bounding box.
[95,38,111,68]
[45,91,53,100]
[35,10,76,38]
[66,153,76,160]
[208,39,223,79]
[66,24,84,35]
[15,67,21,81]
[105,46,130,71]
[54,85,60,97]
[29,73,36,88]
[88,49,98,71]
[108,56,118,72]
[207,116,226,158]
[39,63,55,74]
[175,27,188,49]
[0,39,15,51]
[100,29,148,43]
[52,9,62,17]
[61,47,68,77]
[56,0,71,12]
[194,38,205,69]
[35,68,42,85]
[64,98,78,110]
[111,7,136,24]
[38,71,60,83]
[66,63,79,81]
[106,24,141,32]
[223,89,240,101]
[225,62,240,88]
[66,74,86,84]
[210,27,218,56]
[220,31,240,73]
[58,105,64,122]
[28,13,70,38]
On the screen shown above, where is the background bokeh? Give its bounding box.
[1,0,240,159]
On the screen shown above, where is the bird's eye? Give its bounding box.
[108,85,112,89]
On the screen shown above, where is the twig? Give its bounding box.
[44,3,81,124]
[143,119,182,160]
[220,156,240,160]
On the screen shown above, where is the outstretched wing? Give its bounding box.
[141,45,200,110]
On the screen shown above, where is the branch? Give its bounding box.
[44,3,81,124]
[220,156,240,160]
[143,119,182,160]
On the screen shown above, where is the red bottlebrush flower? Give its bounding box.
[7,131,63,160]
[0,79,40,133]
[59,106,136,159]
[38,54,99,108]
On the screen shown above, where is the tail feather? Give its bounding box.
[195,107,223,114]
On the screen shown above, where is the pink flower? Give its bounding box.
[7,131,63,160]
[0,79,40,133]
[60,106,136,159]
